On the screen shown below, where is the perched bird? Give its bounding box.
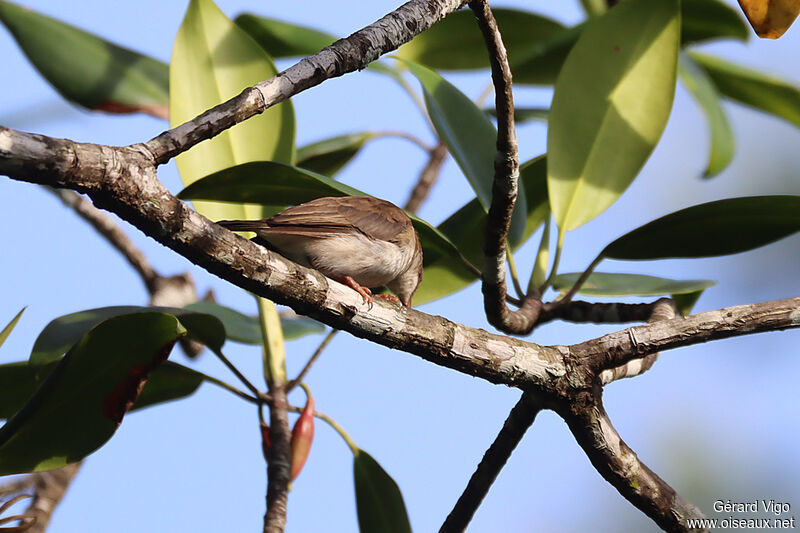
[218,196,423,307]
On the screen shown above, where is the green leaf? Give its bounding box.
[551,272,715,297]
[414,156,549,305]
[603,196,800,260]
[689,51,800,128]
[400,59,528,244]
[296,133,375,177]
[397,8,564,71]
[0,361,204,420]
[0,0,169,118]
[0,313,186,474]
[353,449,412,533]
[184,301,324,343]
[177,162,468,273]
[547,0,680,232]
[681,0,749,43]
[512,24,584,86]
[234,13,336,58]
[30,306,226,365]
[679,53,735,178]
[672,290,705,316]
[0,308,25,349]
[170,0,295,223]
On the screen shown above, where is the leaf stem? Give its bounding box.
[505,244,525,301]
[210,348,265,400]
[287,329,338,392]
[540,226,565,293]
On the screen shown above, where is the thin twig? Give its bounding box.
[264,385,291,533]
[287,330,338,392]
[440,392,541,533]
[404,142,448,213]
[211,349,267,401]
[372,130,435,152]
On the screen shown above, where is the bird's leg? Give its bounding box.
[339,276,373,307]
[375,293,402,305]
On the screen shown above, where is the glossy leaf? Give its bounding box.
[234,13,336,57]
[689,51,800,128]
[414,156,549,305]
[0,360,203,420]
[0,308,25,349]
[184,301,324,343]
[0,313,186,474]
[296,132,374,177]
[682,0,749,43]
[397,8,564,71]
[603,196,800,260]
[401,59,528,244]
[547,0,680,231]
[551,272,716,297]
[513,0,739,87]
[353,449,412,533]
[177,161,467,267]
[679,53,735,178]
[170,0,295,223]
[30,306,226,365]
[0,0,169,118]
[672,290,705,316]
[738,0,800,38]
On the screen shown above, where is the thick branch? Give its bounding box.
[468,1,535,335]
[440,392,541,533]
[573,296,800,373]
[557,391,708,532]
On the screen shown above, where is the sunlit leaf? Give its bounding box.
[738,0,800,38]
[0,308,25,349]
[397,8,564,71]
[170,0,295,222]
[30,306,225,365]
[353,449,412,533]
[689,51,800,128]
[414,156,549,305]
[547,0,680,231]
[679,53,735,178]
[234,13,336,57]
[603,196,800,260]
[0,0,169,118]
[184,301,324,343]
[297,132,374,177]
[552,272,716,297]
[0,313,186,474]
[512,24,584,86]
[400,59,528,244]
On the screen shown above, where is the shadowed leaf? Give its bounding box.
[234,13,336,57]
[0,308,25,349]
[552,272,716,297]
[0,0,169,118]
[353,449,412,533]
[296,133,375,177]
[603,196,800,260]
[184,301,324,343]
[0,313,186,474]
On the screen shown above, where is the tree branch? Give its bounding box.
[468,1,540,335]
[404,142,448,213]
[264,386,291,533]
[440,392,541,533]
[557,390,708,532]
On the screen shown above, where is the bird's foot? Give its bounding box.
[375,293,402,306]
[341,276,373,308]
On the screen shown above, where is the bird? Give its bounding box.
[217,196,423,308]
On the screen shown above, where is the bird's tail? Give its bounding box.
[217,219,269,231]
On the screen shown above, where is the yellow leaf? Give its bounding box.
[738,0,800,38]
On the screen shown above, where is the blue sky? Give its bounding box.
[1,1,799,531]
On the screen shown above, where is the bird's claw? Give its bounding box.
[341,276,374,309]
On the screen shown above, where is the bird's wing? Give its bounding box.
[266,196,411,242]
